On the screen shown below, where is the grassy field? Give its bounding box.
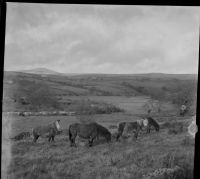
[2,110,195,179]
[60,95,176,116]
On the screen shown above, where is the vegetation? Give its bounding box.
[5,118,194,179]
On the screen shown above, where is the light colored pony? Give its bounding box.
[32,120,62,143]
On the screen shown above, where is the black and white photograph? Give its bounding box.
[2,3,199,179]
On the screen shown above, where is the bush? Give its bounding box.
[75,99,124,115]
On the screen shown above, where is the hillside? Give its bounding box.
[18,68,63,75]
[3,71,198,113]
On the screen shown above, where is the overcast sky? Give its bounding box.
[4,4,200,74]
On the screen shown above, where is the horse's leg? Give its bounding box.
[135,128,140,139]
[146,127,148,134]
[33,135,39,143]
[116,132,121,142]
[134,132,138,139]
[73,137,77,147]
[146,125,150,133]
[48,136,51,142]
[89,138,94,147]
[148,127,151,133]
[71,137,77,147]
[70,137,73,147]
[70,139,73,147]
[51,136,55,142]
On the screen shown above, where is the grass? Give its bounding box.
[3,113,195,179]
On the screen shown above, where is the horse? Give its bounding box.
[68,122,111,147]
[145,117,160,133]
[32,120,62,143]
[116,120,145,141]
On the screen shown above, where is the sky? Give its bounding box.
[4,3,200,74]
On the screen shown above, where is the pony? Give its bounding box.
[116,120,145,141]
[68,122,111,147]
[32,120,62,143]
[145,117,160,133]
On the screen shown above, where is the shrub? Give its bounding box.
[75,99,124,116]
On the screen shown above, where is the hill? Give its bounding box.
[3,71,197,113]
[18,68,63,75]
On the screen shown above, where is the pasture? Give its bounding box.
[2,111,195,179]
[60,95,176,116]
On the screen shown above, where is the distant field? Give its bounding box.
[61,96,176,115]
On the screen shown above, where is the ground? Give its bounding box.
[2,110,195,179]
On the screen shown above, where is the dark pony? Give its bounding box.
[68,122,111,147]
[116,121,141,141]
[146,117,160,133]
[32,120,62,143]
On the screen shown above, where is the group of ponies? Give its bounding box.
[12,117,160,147]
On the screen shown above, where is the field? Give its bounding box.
[2,99,195,179]
[2,71,197,178]
[62,96,176,116]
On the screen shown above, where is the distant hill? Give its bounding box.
[70,73,198,80]
[18,68,63,75]
[11,68,198,80]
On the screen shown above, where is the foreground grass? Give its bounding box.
[6,128,194,179]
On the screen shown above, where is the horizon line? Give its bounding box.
[4,70,198,75]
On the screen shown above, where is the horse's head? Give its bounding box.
[142,118,149,128]
[55,120,62,132]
